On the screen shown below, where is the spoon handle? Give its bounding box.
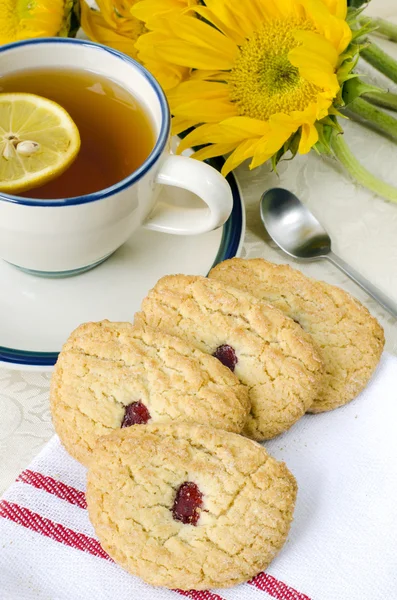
[326,251,397,319]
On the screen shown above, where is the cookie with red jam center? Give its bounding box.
[50,320,249,466]
[136,275,324,440]
[210,258,385,413]
[86,422,297,590]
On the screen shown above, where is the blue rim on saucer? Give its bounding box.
[0,159,244,367]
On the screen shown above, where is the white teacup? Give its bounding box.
[0,38,233,276]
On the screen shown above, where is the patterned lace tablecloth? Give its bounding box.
[1,0,397,494]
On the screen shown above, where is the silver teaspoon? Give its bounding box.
[260,187,397,319]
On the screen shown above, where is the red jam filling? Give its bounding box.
[121,401,151,427]
[212,344,238,372]
[172,482,203,525]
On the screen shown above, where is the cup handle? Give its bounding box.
[143,155,233,235]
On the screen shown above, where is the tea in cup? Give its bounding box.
[0,38,232,275]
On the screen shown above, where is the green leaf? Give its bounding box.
[347,3,372,24]
[350,20,377,40]
[314,123,336,156]
[347,0,371,8]
[59,0,80,38]
[270,130,302,172]
[327,105,348,119]
[337,63,358,85]
[271,144,287,172]
[321,116,344,132]
[336,42,362,87]
[287,130,301,159]
[342,77,384,106]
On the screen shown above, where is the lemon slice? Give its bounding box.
[0,93,80,194]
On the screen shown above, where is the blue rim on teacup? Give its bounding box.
[0,37,170,207]
[0,37,233,276]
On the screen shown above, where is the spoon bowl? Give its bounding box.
[260,188,331,260]
[259,187,397,319]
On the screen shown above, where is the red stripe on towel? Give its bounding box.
[0,500,108,559]
[5,472,311,600]
[250,572,312,600]
[0,500,224,600]
[17,470,87,509]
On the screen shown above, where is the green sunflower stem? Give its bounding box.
[361,41,397,84]
[360,16,397,43]
[347,97,397,140]
[364,90,397,112]
[331,133,397,203]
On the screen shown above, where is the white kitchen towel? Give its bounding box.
[1,353,396,600]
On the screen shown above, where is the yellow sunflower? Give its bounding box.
[135,0,353,174]
[80,0,145,59]
[0,0,76,43]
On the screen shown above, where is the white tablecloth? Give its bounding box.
[1,0,397,494]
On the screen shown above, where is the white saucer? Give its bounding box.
[0,163,244,370]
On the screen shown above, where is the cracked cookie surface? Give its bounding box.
[86,422,297,590]
[135,275,324,440]
[50,321,249,466]
[209,258,385,412]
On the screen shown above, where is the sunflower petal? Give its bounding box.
[163,15,238,59]
[95,0,118,27]
[319,0,347,19]
[193,6,245,46]
[131,0,185,22]
[176,119,256,152]
[289,40,340,93]
[97,0,132,21]
[176,116,266,151]
[299,123,319,153]
[171,99,238,121]
[145,60,188,90]
[172,116,198,136]
[317,92,335,117]
[249,147,277,170]
[81,2,139,58]
[136,31,191,88]
[154,39,236,70]
[218,117,268,140]
[294,63,340,94]
[253,0,294,19]
[177,124,224,152]
[293,30,339,68]
[250,115,298,169]
[289,46,336,79]
[201,0,267,39]
[189,70,227,82]
[191,142,237,162]
[193,0,248,40]
[95,0,144,37]
[167,81,229,104]
[135,31,165,58]
[299,0,352,53]
[222,138,260,175]
[289,93,332,125]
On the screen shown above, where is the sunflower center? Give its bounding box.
[0,0,64,43]
[229,18,320,121]
[261,56,300,90]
